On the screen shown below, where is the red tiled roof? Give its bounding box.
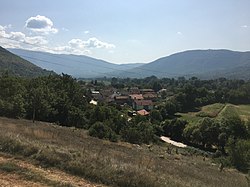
[129,94,144,100]
[137,109,149,116]
[143,93,157,98]
[140,89,154,92]
[115,96,129,100]
[134,100,153,106]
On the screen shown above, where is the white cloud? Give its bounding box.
[241,25,248,28]
[2,24,12,30]
[0,26,6,37]
[53,45,91,55]
[177,31,183,35]
[84,37,115,49]
[0,24,48,49]
[1,24,115,56]
[25,15,58,34]
[9,32,25,42]
[68,37,115,50]
[62,27,69,32]
[84,30,89,34]
[25,36,48,45]
[53,37,115,55]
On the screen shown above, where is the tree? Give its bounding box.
[121,121,155,144]
[220,116,248,140]
[164,101,179,116]
[227,139,250,172]
[152,81,162,92]
[89,122,113,139]
[0,76,26,118]
[162,119,187,141]
[150,110,162,123]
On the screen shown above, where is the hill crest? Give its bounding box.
[0,46,54,77]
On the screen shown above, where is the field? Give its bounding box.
[0,117,248,187]
[178,103,250,125]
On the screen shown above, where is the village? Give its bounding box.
[88,84,168,117]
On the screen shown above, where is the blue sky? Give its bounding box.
[0,0,250,64]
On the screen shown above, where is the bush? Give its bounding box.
[227,138,250,172]
[89,122,118,142]
[121,121,155,144]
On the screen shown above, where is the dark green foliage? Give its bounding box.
[220,116,248,140]
[226,139,250,172]
[162,119,187,141]
[183,115,248,152]
[0,74,88,126]
[0,75,26,118]
[150,109,162,123]
[89,122,118,142]
[121,121,155,144]
[164,100,180,116]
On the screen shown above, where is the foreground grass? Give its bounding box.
[0,161,73,187]
[0,117,248,187]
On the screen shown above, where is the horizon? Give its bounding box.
[5,46,250,65]
[1,0,250,64]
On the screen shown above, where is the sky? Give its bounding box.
[0,0,250,64]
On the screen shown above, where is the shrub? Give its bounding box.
[227,138,250,172]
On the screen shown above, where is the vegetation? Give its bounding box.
[0,161,73,187]
[0,73,250,174]
[0,117,248,187]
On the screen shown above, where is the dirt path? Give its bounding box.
[160,136,187,148]
[0,154,105,187]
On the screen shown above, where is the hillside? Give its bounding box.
[179,103,250,126]
[8,48,143,78]
[0,46,54,77]
[0,153,103,187]
[115,49,250,79]
[0,117,248,187]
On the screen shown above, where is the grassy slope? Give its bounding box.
[0,117,248,187]
[0,46,54,77]
[0,153,102,187]
[179,103,250,125]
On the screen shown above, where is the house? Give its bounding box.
[129,87,140,94]
[129,94,144,100]
[114,96,129,105]
[140,89,155,94]
[137,109,150,116]
[91,90,103,101]
[132,100,153,111]
[100,89,115,102]
[89,99,98,105]
[142,93,157,100]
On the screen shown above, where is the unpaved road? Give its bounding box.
[160,136,187,148]
[0,154,105,187]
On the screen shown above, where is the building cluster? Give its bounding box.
[90,87,161,116]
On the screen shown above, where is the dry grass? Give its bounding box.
[197,103,226,118]
[0,117,248,187]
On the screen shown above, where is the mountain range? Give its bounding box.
[0,46,54,77]
[112,49,250,79]
[8,48,142,78]
[5,48,250,80]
